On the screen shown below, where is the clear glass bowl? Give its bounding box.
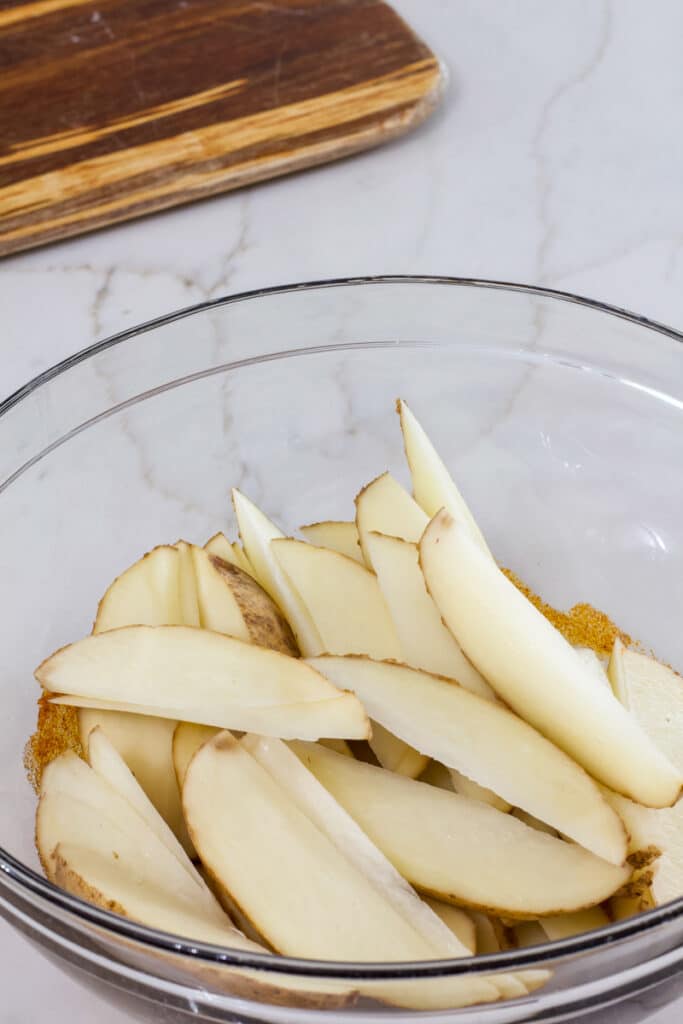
[1,277,682,1023]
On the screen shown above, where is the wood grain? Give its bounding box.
[0,0,444,255]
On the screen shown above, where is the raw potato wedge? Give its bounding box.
[354,472,428,563]
[232,489,323,655]
[272,537,426,777]
[175,541,201,627]
[365,532,494,700]
[418,760,454,792]
[183,732,462,962]
[513,922,547,948]
[94,544,184,631]
[290,744,630,916]
[78,709,187,851]
[87,726,206,889]
[242,734,469,957]
[307,657,627,864]
[448,769,511,814]
[511,808,559,838]
[192,544,298,655]
[299,521,363,563]
[420,511,683,809]
[272,539,401,660]
[540,907,609,942]
[575,646,611,691]
[173,722,220,788]
[90,544,189,849]
[423,898,476,954]
[52,842,265,950]
[204,532,254,576]
[471,912,505,954]
[369,721,428,778]
[37,626,370,740]
[53,693,369,742]
[397,399,492,557]
[604,643,683,906]
[320,738,354,758]
[37,752,218,915]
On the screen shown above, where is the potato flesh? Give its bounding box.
[420,511,682,809]
[354,472,428,563]
[307,656,627,865]
[397,399,492,557]
[242,734,468,957]
[299,521,363,563]
[272,537,425,777]
[183,733,447,961]
[87,726,203,888]
[365,532,494,700]
[232,489,323,655]
[291,743,630,916]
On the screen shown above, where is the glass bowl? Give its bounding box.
[1,277,682,1023]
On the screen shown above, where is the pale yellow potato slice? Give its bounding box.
[365,532,494,700]
[37,625,370,740]
[418,759,453,792]
[511,808,559,837]
[420,511,682,809]
[448,770,511,814]
[173,722,221,788]
[54,693,369,742]
[320,738,354,757]
[89,545,189,848]
[204,531,240,566]
[191,544,297,655]
[52,842,264,950]
[368,721,428,778]
[272,537,425,777]
[299,521,363,563]
[540,906,609,942]
[604,643,683,907]
[272,539,401,660]
[423,898,476,954]
[290,743,630,915]
[87,726,205,889]
[232,489,323,655]
[307,657,626,863]
[575,646,611,690]
[397,399,492,557]
[191,543,249,640]
[175,541,201,627]
[78,709,187,851]
[37,752,217,916]
[354,472,428,563]
[94,544,183,631]
[203,531,254,576]
[183,732,457,962]
[470,912,506,954]
[513,922,547,948]
[242,734,469,957]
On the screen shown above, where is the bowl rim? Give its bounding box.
[1,274,682,980]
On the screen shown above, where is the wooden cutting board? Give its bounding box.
[0,0,443,257]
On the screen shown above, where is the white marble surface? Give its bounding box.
[2,1,683,1021]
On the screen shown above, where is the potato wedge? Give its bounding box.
[37,626,370,740]
[232,489,323,655]
[291,743,630,916]
[420,511,682,809]
[397,399,491,557]
[307,656,626,863]
[299,521,363,563]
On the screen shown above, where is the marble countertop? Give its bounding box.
[2,1,682,1021]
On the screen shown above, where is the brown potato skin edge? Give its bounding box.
[210,556,299,657]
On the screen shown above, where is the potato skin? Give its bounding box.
[210,557,299,657]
